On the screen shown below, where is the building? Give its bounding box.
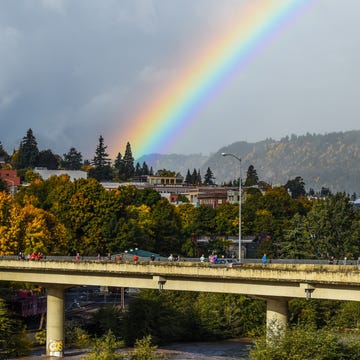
[197,187,228,208]
[0,169,21,194]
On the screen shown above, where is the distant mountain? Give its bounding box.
[137,131,360,194]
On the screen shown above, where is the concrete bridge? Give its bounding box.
[1,259,360,357]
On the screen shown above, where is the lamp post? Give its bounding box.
[221,152,242,263]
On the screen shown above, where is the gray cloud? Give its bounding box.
[0,0,359,160]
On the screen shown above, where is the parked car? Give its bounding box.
[214,258,242,267]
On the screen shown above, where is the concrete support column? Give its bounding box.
[46,286,65,357]
[266,298,288,337]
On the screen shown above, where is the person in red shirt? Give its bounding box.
[133,254,139,262]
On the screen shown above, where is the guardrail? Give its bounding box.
[0,255,356,265]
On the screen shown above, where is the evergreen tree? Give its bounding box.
[37,149,59,170]
[114,152,126,180]
[191,169,198,185]
[123,142,135,180]
[185,169,192,184]
[197,169,202,185]
[62,147,83,170]
[89,135,113,181]
[0,299,31,358]
[204,167,215,185]
[0,178,7,192]
[141,161,149,175]
[135,162,142,176]
[14,128,39,169]
[0,142,9,164]
[92,135,110,168]
[285,176,306,199]
[244,165,259,187]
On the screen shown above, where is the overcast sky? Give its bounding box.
[0,0,359,160]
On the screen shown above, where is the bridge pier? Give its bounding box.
[46,286,66,357]
[266,298,288,337]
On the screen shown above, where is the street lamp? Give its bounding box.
[221,152,242,263]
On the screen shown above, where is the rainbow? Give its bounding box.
[113,0,309,158]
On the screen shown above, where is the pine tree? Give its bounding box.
[197,169,202,185]
[37,149,59,170]
[185,169,192,184]
[141,162,149,175]
[14,128,39,169]
[89,135,112,181]
[204,167,215,185]
[135,162,141,176]
[92,135,110,168]
[0,142,9,162]
[62,147,83,170]
[123,142,135,180]
[244,165,259,187]
[191,169,198,185]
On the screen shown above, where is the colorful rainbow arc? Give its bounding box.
[114,0,309,158]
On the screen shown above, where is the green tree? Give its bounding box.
[0,141,10,163]
[62,147,83,170]
[203,167,215,185]
[152,198,182,254]
[0,299,31,358]
[284,176,306,199]
[123,142,135,180]
[86,330,122,360]
[114,152,126,180]
[14,128,39,169]
[0,178,7,192]
[214,203,238,236]
[155,169,176,177]
[89,135,113,181]
[244,165,259,187]
[185,169,192,184]
[37,149,60,170]
[250,325,360,360]
[302,193,360,259]
[281,214,314,259]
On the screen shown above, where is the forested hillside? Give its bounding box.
[139,131,360,194]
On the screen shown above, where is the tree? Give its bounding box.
[191,168,201,185]
[0,178,7,192]
[141,161,150,175]
[244,165,259,187]
[123,142,135,180]
[284,176,306,199]
[156,169,176,177]
[250,325,360,359]
[89,135,113,181]
[302,193,360,259]
[185,169,192,184]
[203,167,215,185]
[0,299,31,358]
[62,147,83,170]
[134,162,141,176]
[14,128,39,169]
[114,152,126,180]
[37,149,60,170]
[0,142,10,164]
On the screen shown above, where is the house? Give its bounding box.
[0,169,21,193]
[197,187,228,208]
